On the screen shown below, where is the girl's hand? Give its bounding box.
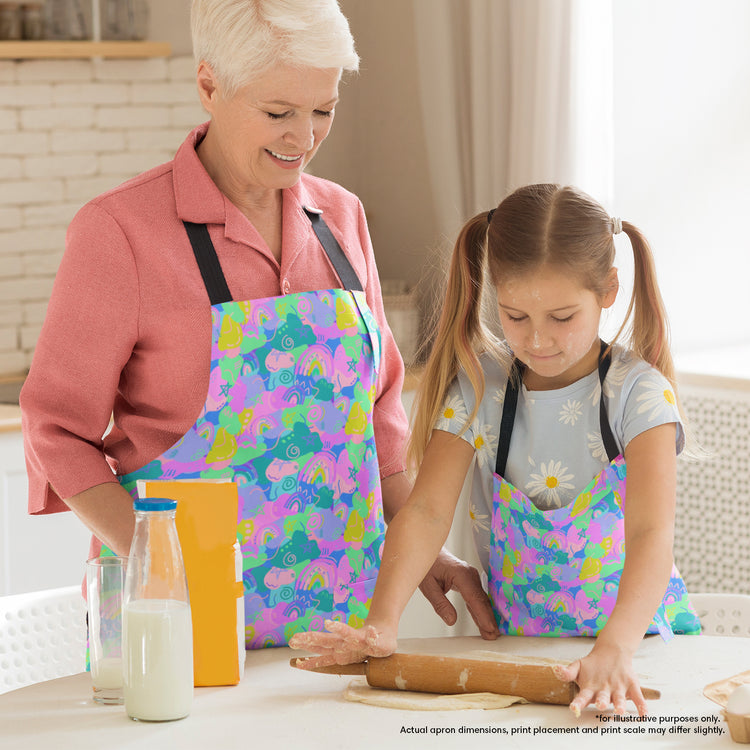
[288,619,397,669]
[553,641,647,717]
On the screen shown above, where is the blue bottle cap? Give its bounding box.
[133,498,177,512]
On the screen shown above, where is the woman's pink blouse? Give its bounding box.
[21,122,409,515]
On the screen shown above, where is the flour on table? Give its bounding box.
[342,678,527,711]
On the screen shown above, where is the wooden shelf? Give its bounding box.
[0,40,171,59]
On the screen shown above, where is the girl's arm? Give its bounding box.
[290,430,477,666]
[557,422,677,716]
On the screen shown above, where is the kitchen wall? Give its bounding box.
[0,54,207,377]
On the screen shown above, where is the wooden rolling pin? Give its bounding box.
[290,653,661,706]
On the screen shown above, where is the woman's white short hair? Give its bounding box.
[191,0,359,96]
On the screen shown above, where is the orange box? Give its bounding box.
[137,479,244,686]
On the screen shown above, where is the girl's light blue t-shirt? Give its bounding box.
[434,343,684,572]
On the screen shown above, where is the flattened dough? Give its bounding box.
[705,670,750,707]
[343,678,527,711]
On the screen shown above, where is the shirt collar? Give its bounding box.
[173,121,227,224]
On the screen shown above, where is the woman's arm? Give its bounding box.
[62,482,136,557]
[21,202,139,516]
[559,422,677,716]
[290,430,477,664]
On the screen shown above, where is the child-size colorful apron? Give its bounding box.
[487,343,701,638]
[117,209,386,648]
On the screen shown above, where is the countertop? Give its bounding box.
[0,634,743,749]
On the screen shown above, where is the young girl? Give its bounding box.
[290,184,701,716]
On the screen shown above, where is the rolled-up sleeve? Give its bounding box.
[21,202,139,514]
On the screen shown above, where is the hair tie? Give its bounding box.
[612,217,622,235]
[487,209,495,225]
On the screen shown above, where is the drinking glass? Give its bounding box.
[86,556,127,705]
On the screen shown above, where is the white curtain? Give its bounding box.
[413,0,615,243]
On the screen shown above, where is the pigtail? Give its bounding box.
[617,222,675,385]
[616,222,700,456]
[406,212,496,472]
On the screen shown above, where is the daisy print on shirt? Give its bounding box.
[588,430,610,464]
[473,423,499,468]
[636,379,678,422]
[469,501,490,534]
[588,353,630,407]
[559,398,584,426]
[440,395,468,424]
[525,458,576,508]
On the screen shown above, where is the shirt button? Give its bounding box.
[282,278,291,294]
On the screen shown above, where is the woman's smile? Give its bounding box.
[265,149,305,167]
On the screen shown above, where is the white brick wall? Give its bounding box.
[0,55,205,377]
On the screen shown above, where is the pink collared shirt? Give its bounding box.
[21,122,409,515]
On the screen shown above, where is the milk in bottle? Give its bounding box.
[123,498,193,721]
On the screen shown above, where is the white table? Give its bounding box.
[0,635,743,749]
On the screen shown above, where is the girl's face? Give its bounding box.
[496,265,618,390]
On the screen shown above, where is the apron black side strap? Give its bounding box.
[494,360,522,478]
[598,342,620,462]
[183,221,233,305]
[303,209,363,292]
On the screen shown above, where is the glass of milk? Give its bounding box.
[85,555,128,704]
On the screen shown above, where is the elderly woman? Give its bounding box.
[21,0,497,647]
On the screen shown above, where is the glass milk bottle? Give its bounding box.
[123,498,193,721]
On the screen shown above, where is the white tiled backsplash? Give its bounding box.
[0,54,205,377]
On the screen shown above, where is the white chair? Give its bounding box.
[690,592,750,637]
[0,585,87,695]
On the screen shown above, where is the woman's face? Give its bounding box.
[496,265,618,390]
[197,62,341,197]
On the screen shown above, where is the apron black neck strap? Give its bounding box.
[494,340,619,478]
[183,221,233,305]
[303,208,363,292]
[494,358,523,479]
[597,342,620,464]
[183,210,363,305]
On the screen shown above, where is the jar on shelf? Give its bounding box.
[100,0,147,41]
[0,3,22,40]
[44,0,88,40]
[21,2,44,39]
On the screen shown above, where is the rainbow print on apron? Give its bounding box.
[487,344,701,638]
[119,210,385,648]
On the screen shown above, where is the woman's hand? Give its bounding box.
[288,619,397,669]
[554,640,647,717]
[419,548,500,640]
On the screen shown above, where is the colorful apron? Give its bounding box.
[487,343,701,638]
[117,210,386,648]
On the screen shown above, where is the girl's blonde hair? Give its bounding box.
[409,183,683,469]
[191,0,359,97]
